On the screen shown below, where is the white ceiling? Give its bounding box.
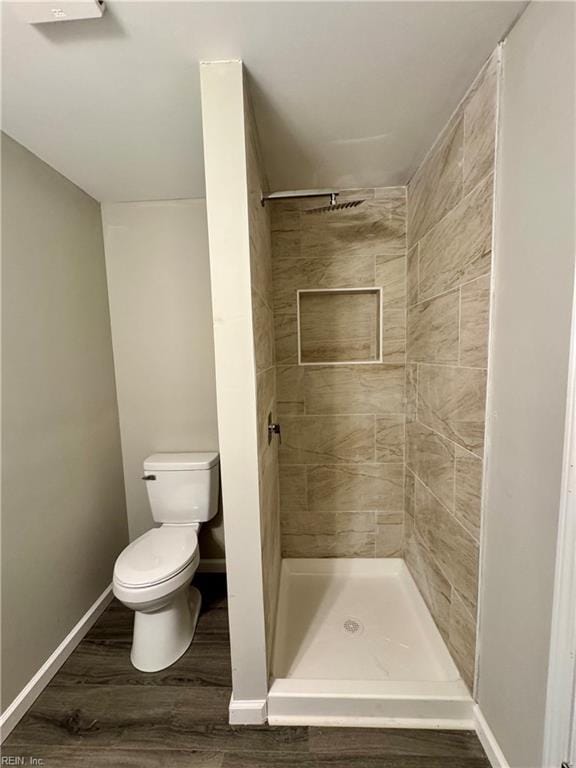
[2,1,527,202]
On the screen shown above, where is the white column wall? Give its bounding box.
[200,60,268,723]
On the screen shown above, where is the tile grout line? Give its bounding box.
[409,167,495,251]
[409,463,481,546]
[406,269,491,310]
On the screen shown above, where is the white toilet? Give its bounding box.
[113,451,219,672]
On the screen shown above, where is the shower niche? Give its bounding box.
[297,288,382,365]
[201,53,497,728]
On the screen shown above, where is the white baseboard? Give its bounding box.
[0,584,114,743]
[474,704,510,768]
[228,695,267,725]
[197,558,226,573]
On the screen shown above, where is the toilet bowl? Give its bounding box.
[113,452,219,672]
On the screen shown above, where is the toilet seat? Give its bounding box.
[114,526,199,589]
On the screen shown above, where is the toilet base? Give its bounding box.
[131,586,201,672]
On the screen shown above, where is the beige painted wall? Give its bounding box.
[101,200,221,557]
[404,54,498,692]
[1,134,128,711]
[477,4,576,765]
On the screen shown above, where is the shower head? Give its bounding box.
[304,193,365,214]
[261,189,365,212]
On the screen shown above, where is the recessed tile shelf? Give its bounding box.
[297,288,383,365]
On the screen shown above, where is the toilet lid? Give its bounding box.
[114,527,198,588]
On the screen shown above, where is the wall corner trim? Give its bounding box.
[229,696,268,725]
[0,585,114,743]
[474,704,511,768]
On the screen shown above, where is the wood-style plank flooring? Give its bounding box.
[4,574,491,767]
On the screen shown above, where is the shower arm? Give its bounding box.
[260,190,339,207]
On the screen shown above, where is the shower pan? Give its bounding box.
[268,559,471,728]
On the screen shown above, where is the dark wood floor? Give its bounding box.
[4,574,491,767]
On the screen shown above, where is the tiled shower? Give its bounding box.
[203,49,499,727]
[259,53,497,693]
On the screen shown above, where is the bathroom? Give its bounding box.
[1,2,575,767]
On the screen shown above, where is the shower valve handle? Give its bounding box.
[267,415,282,445]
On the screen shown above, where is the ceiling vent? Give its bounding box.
[13,0,105,24]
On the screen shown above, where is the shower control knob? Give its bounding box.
[267,415,282,445]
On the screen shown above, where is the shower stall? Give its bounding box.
[200,51,497,728]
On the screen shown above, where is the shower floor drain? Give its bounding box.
[343,618,364,636]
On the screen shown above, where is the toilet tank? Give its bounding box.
[142,452,219,525]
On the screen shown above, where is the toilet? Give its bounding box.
[113,452,219,672]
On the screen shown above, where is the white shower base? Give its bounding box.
[268,558,473,729]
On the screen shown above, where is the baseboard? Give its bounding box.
[474,704,510,768]
[229,695,267,725]
[197,558,226,573]
[0,584,114,743]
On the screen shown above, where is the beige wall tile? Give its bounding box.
[418,364,487,455]
[405,363,418,423]
[407,115,464,246]
[407,244,419,306]
[299,290,380,364]
[304,364,405,414]
[281,509,375,535]
[283,532,374,558]
[281,502,376,557]
[279,415,375,465]
[418,173,493,301]
[274,313,298,365]
[307,463,404,511]
[375,254,406,310]
[270,201,300,232]
[250,227,273,303]
[271,184,409,560]
[460,275,491,367]
[272,205,299,230]
[300,191,405,260]
[382,309,406,340]
[407,289,459,364]
[252,289,275,373]
[256,367,276,455]
[381,338,406,363]
[406,421,455,511]
[301,338,378,364]
[246,100,281,661]
[405,466,416,519]
[277,365,304,415]
[375,415,405,462]
[381,309,406,363]
[339,188,376,202]
[402,55,497,678]
[375,510,404,556]
[463,54,498,195]
[414,478,479,614]
[282,533,375,557]
[448,589,477,691]
[454,446,482,541]
[258,435,280,531]
[272,254,375,314]
[279,464,307,511]
[404,513,451,641]
[271,230,301,258]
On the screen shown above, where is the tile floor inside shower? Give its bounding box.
[268,559,472,728]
